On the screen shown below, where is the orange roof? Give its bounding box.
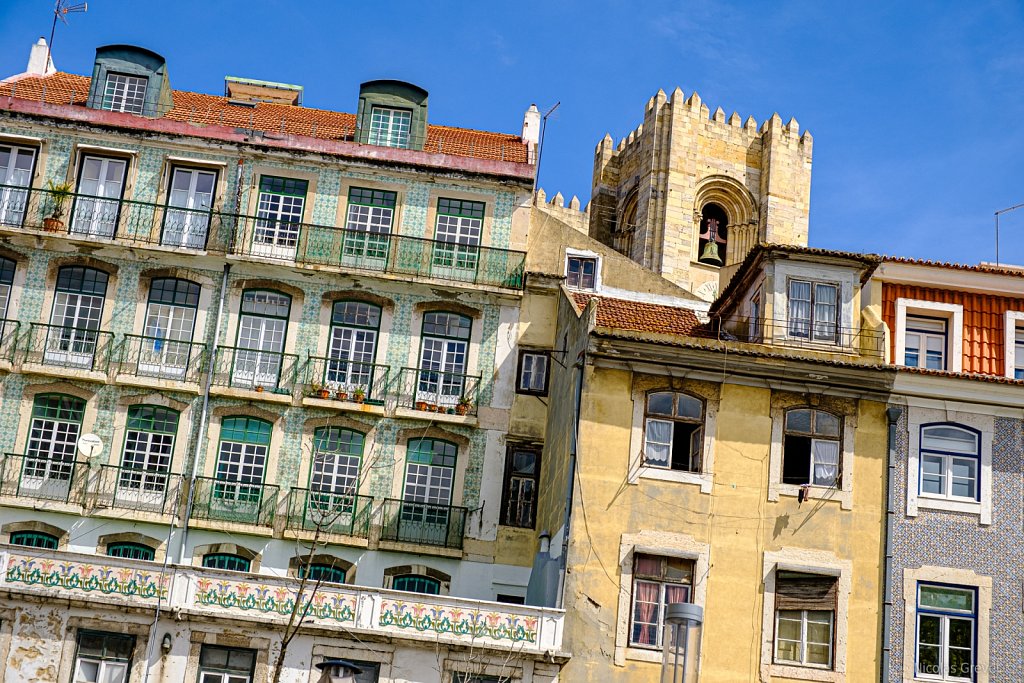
[572,292,703,336]
[882,256,1024,277]
[0,72,529,163]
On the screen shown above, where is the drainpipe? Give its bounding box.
[881,405,903,682]
[555,350,585,609]
[177,263,231,563]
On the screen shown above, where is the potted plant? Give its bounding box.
[415,400,428,411]
[43,180,73,232]
[353,386,366,404]
[336,386,349,401]
[254,384,265,393]
[456,396,472,416]
[310,382,329,400]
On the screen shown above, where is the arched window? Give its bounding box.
[233,289,291,390]
[251,175,308,259]
[140,278,201,379]
[119,405,179,501]
[48,266,109,368]
[107,542,155,561]
[616,191,638,257]
[303,427,365,533]
[404,439,458,507]
[392,574,440,595]
[299,562,347,585]
[417,311,472,409]
[697,203,728,267]
[644,392,705,472]
[782,408,841,486]
[24,394,86,500]
[9,531,58,549]
[202,553,251,572]
[920,424,980,501]
[215,416,272,502]
[326,301,381,391]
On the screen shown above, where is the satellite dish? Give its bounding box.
[77,433,103,458]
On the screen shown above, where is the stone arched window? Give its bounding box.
[616,190,639,257]
[697,203,728,267]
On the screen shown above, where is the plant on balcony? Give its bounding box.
[352,386,366,403]
[309,383,330,400]
[335,385,348,401]
[415,400,428,411]
[43,180,74,232]
[456,395,473,416]
[254,384,265,393]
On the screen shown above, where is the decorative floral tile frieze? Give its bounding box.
[378,598,539,643]
[5,554,168,599]
[194,577,356,624]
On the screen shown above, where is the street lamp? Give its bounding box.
[315,659,363,683]
[661,603,703,683]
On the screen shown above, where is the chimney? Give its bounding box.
[522,103,541,150]
[27,37,55,76]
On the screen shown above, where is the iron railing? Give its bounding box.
[706,315,886,359]
[231,217,525,289]
[0,319,20,362]
[211,345,299,394]
[284,488,374,538]
[117,334,207,384]
[395,367,481,416]
[87,464,181,516]
[0,183,225,250]
[0,453,88,504]
[190,476,280,526]
[379,498,467,550]
[303,356,389,405]
[24,323,114,372]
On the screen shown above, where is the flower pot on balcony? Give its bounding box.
[455,404,469,416]
[318,389,331,400]
[43,217,65,232]
[255,385,265,393]
[353,392,366,404]
[415,401,428,411]
[336,391,348,401]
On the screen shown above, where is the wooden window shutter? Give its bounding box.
[775,571,838,611]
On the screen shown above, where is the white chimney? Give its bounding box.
[521,103,541,150]
[27,37,56,76]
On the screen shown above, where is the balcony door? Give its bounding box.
[140,278,200,379]
[341,187,395,271]
[71,156,126,238]
[47,266,108,368]
[417,311,470,408]
[251,176,306,260]
[213,417,270,520]
[399,438,457,545]
[116,405,177,510]
[326,301,380,391]
[0,144,35,226]
[432,198,483,281]
[233,290,290,389]
[163,167,215,249]
[306,426,364,532]
[21,394,85,501]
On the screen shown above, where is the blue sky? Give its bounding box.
[2,0,1023,265]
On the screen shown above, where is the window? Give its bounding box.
[368,106,412,148]
[71,156,127,238]
[47,266,109,367]
[307,427,364,528]
[252,176,307,259]
[163,167,216,248]
[417,311,472,408]
[1014,325,1024,380]
[773,572,837,669]
[629,553,693,649]
[198,644,256,683]
[782,408,841,487]
[102,73,148,114]
[139,278,200,379]
[326,301,380,391]
[696,202,728,267]
[107,542,155,561]
[644,392,704,472]
[916,583,975,681]
[516,350,549,395]
[905,316,948,370]
[500,446,540,528]
[202,553,251,573]
[787,279,838,342]
[404,439,457,508]
[749,287,763,341]
[119,405,177,503]
[342,187,396,269]
[24,394,85,499]
[433,198,484,277]
[9,531,58,549]
[0,143,36,226]
[215,417,272,502]
[496,594,526,605]
[566,256,596,290]
[392,574,440,595]
[74,630,135,683]
[298,562,346,584]
[328,659,379,683]
[452,676,509,683]
[919,425,980,501]
[233,289,291,390]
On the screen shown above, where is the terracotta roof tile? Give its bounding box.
[0,72,529,163]
[572,292,703,336]
[882,256,1024,277]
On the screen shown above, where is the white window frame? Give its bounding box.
[767,404,855,510]
[564,248,601,291]
[773,608,834,669]
[102,73,148,115]
[516,350,549,395]
[368,106,412,148]
[894,299,963,373]
[903,315,948,370]
[1004,311,1024,380]
[786,278,840,343]
[917,425,980,503]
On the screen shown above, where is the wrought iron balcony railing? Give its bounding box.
[0,183,224,250]
[210,345,299,394]
[284,488,374,538]
[0,319,19,362]
[117,334,207,384]
[303,356,389,405]
[0,453,88,504]
[705,315,887,359]
[87,464,181,516]
[24,323,114,372]
[395,367,481,416]
[379,498,468,550]
[190,476,279,526]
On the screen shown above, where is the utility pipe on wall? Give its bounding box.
[555,350,585,609]
[881,405,903,682]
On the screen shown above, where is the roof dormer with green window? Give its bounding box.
[356,79,428,151]
[86,44,173,117]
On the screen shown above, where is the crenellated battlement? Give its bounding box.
[535,188,590,234]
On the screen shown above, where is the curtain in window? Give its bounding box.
[644,420,672,467]
[811,439,840,486]
[788,281,812,337]
[632,580,660,646]
[813,284,838,341]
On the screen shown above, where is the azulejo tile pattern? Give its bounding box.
[194,576,356,624]
[5,553,168,600]
[378,598,539,643]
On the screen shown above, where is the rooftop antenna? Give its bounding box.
[46,0,88,73]
[994,202,1024,266]
[533,101,561,192]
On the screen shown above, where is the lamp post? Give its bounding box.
[661,603,703,683]
[315,659,362,683]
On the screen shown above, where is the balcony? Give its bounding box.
[0,183,224,250]
[231,215,526,289]
[0,320,19,365]
[86,464,181,516]
[284,489,373,539]
[379,498,468,550]
[706,315,886,360]
[117,334,207,385]
[23,323,114,374]
[395,367,480,417]
[210,346,299,396]
[302,356,389,405]
[190,476,280,527]
[0,453,88,505]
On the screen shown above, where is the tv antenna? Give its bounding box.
[46,0,88,73]
[533,101,561,192]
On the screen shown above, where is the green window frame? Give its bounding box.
[392,574,440,595]
[202,553,251,572]
[437,198,485,220]
[258,176,308,198]
[31,393,86,422]
[148,277,201,308]
[310,426,365,494]
[9,531,58,549]
[120,405,178,494]
[403,438,458,507]
[215,417,272,502]
[348,187,397,210]
[56,266,110,297]
[107,542,155,561]
[421,311,472,340]
[299,562,347,584]
[25,394,86,483]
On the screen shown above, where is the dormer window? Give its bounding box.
[368,106,412,148]
[904,316,947,370]
[102,73,148,115]
[1015,326,1024,380]
[788,279,838,343]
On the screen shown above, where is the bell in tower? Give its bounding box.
[697,203,728,267]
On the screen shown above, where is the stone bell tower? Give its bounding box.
[588,87,812,300]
